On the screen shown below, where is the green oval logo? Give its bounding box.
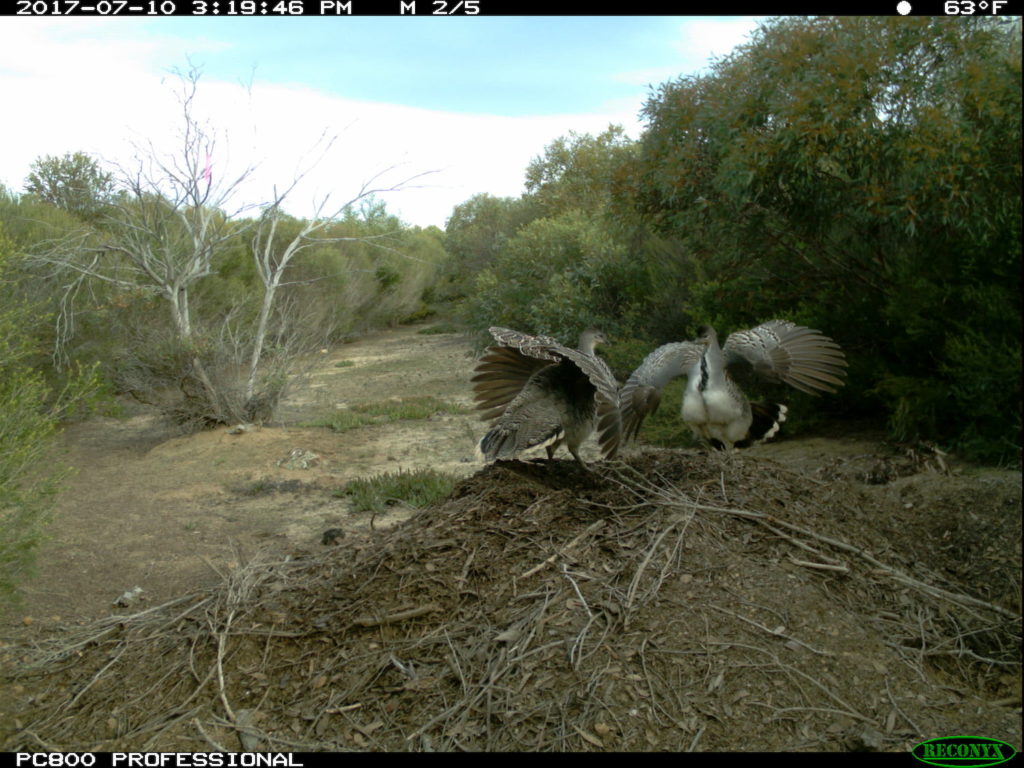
[912,736,1017,768]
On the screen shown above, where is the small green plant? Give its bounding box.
[418,322,459,335]
[302,397,472,433]
[335,360,356,368]
[304,411,378,432]
[237,477,272,496]
[337,468,458,513]
[399,304,436,324]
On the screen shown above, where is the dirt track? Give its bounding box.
[4,324,483,627]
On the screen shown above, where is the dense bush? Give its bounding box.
[456,129,653,354]
[450,19,1020,463]
[3,175,450,430]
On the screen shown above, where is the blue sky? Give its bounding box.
[146,18,733,114]
[0,17,762,227]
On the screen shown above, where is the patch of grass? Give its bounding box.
[303,397,472,433]
[418,322,459,335]
[233,478,307,496]
[356,397,472,420]
[336,468,458,513]
[335,360,356,368]
[304,411,378,432]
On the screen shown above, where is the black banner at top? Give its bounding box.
[3,0,1021,16]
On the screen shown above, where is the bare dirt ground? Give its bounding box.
[0,323,1020,752]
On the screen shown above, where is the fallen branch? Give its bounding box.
[351,603,442,627]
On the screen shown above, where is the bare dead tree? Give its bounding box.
[246,160,435,407]
[27,65,434,428]
[29,66,261,423]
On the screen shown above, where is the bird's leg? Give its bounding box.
[569,447,593,472]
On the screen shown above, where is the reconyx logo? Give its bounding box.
[912,736,1017,767]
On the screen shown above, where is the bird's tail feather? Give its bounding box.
[748,402,788,444]
[477,425,564,462]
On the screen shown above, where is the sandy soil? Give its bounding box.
[5,324,484,628]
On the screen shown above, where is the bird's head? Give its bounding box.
[579,328,608,354]
[696,325,718,344]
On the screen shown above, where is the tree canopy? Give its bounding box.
[24,152,118,222]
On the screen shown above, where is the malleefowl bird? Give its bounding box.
[472,327,622,466]
[620,320,847,450]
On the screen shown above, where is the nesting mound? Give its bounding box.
[2,450,1020,752]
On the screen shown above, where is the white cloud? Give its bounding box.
[612,66,690,89]
[672,17,761,71]
[1,61,641,228]
[257,94,643,227]
[0,18,756,229]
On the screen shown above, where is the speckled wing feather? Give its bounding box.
[477,371,566,460]
[722,320,847,395]
[487,327,563,362]
[620,341,706,442]
[472,344,553,422]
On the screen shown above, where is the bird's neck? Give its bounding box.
[578,334,599,356]
[695,345,727,392]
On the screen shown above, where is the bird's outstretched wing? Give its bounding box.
[487,327,562,358]
[722,320,847,395]
[471,343,553,422]
[620,341,707,442]
[557,344,622,459]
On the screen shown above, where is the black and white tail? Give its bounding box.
[745,402,788,445]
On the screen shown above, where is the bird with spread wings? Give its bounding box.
[620,320,847,450]
[471,327,623,466]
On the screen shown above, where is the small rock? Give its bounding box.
[113,586,144,607]
[278,449,320,469]
[321,528,345,546]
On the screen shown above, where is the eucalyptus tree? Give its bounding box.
[632,16,1021,460]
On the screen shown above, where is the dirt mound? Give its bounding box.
[2,449,1019,752]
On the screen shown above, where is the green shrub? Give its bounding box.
[338,468,458,513]
[0,228,101,609]
[631,17,1021,461]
